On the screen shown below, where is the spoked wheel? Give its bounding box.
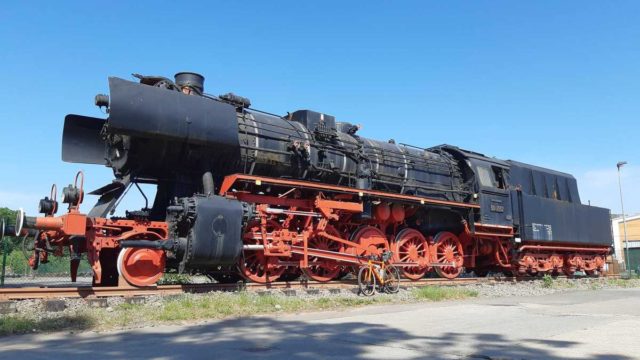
[393,228,429,280]
[383,265,401,294]
[434,231,464,279]
[585,256,604,277]
[358,266,376,296]
[351,226,390,261]
[302,225,343,282]
[239,220,286,283]
[563,254,581,277]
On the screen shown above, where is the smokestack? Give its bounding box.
[174,72,205,94]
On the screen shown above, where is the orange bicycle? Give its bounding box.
[357,250,400,296]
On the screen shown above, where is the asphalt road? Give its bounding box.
[1,289,638,360]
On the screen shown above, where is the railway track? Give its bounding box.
[0,274,620,301]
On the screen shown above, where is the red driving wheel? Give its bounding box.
[350,226,390,261]
[117,247,166,287]
[394,228,429,280]
[239,220,286,283]
[302,224,343,282]
[434,231,464,279]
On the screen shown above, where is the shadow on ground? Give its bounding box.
[0,316,631,360]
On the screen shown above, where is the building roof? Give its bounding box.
[612,214,640,224]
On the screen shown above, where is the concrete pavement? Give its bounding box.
[1,289,638,360]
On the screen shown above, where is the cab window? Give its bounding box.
[477,165,506,189]
[492,166,506,189]
[477,166,495,187]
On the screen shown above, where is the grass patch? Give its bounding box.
[412,286,478,301]
[158,273,194,285]
[542,274,554,288]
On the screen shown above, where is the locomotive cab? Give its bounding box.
[472,159,513,227]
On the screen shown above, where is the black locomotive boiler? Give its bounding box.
[8,72,612,286]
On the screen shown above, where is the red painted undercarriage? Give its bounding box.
[18,172,609,287]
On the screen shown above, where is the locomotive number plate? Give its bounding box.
[490,200,504,213]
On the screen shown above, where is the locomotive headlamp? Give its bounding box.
[38,197,58,216]
[62,185,82,205]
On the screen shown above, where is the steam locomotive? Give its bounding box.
[4,72,613,286]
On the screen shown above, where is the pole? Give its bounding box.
[1,233,7,287]
[617,162,630,274]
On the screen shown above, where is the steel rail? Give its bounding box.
[0,274,620,301]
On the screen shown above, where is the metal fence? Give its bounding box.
[1,237,93,288]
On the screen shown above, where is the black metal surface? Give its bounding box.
[290,110,337,133]
[181,196,244,268]
[174,72,204,93]
[61,115,106,165]
[120,239,173,250]
[512,191,612,246]
[87,177,130,218]
[108,77,238,148]
[508,160,580,203]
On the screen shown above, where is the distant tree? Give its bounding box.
[0,207,17,223]
[0,207,20,254]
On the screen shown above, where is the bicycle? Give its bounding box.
[357,250,400,296]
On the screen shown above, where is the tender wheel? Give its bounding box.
[563,267,576,277]
[585,269,600,277]
[302,225,343,282]
[383,265,401,294]
[358,266,376,296]
[434,231,464,279]
[393,228,429,280]
[239,220,286,283]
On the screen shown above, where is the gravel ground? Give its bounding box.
[461,277,638,297]
[6,277,640,329]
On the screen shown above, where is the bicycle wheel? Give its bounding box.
[358,266,376,296]
[383,265,400,294]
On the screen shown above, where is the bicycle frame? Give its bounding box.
[363,258,389,285]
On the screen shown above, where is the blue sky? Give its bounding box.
[0,1,638,216]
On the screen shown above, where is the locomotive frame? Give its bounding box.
[10,170,609,287]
